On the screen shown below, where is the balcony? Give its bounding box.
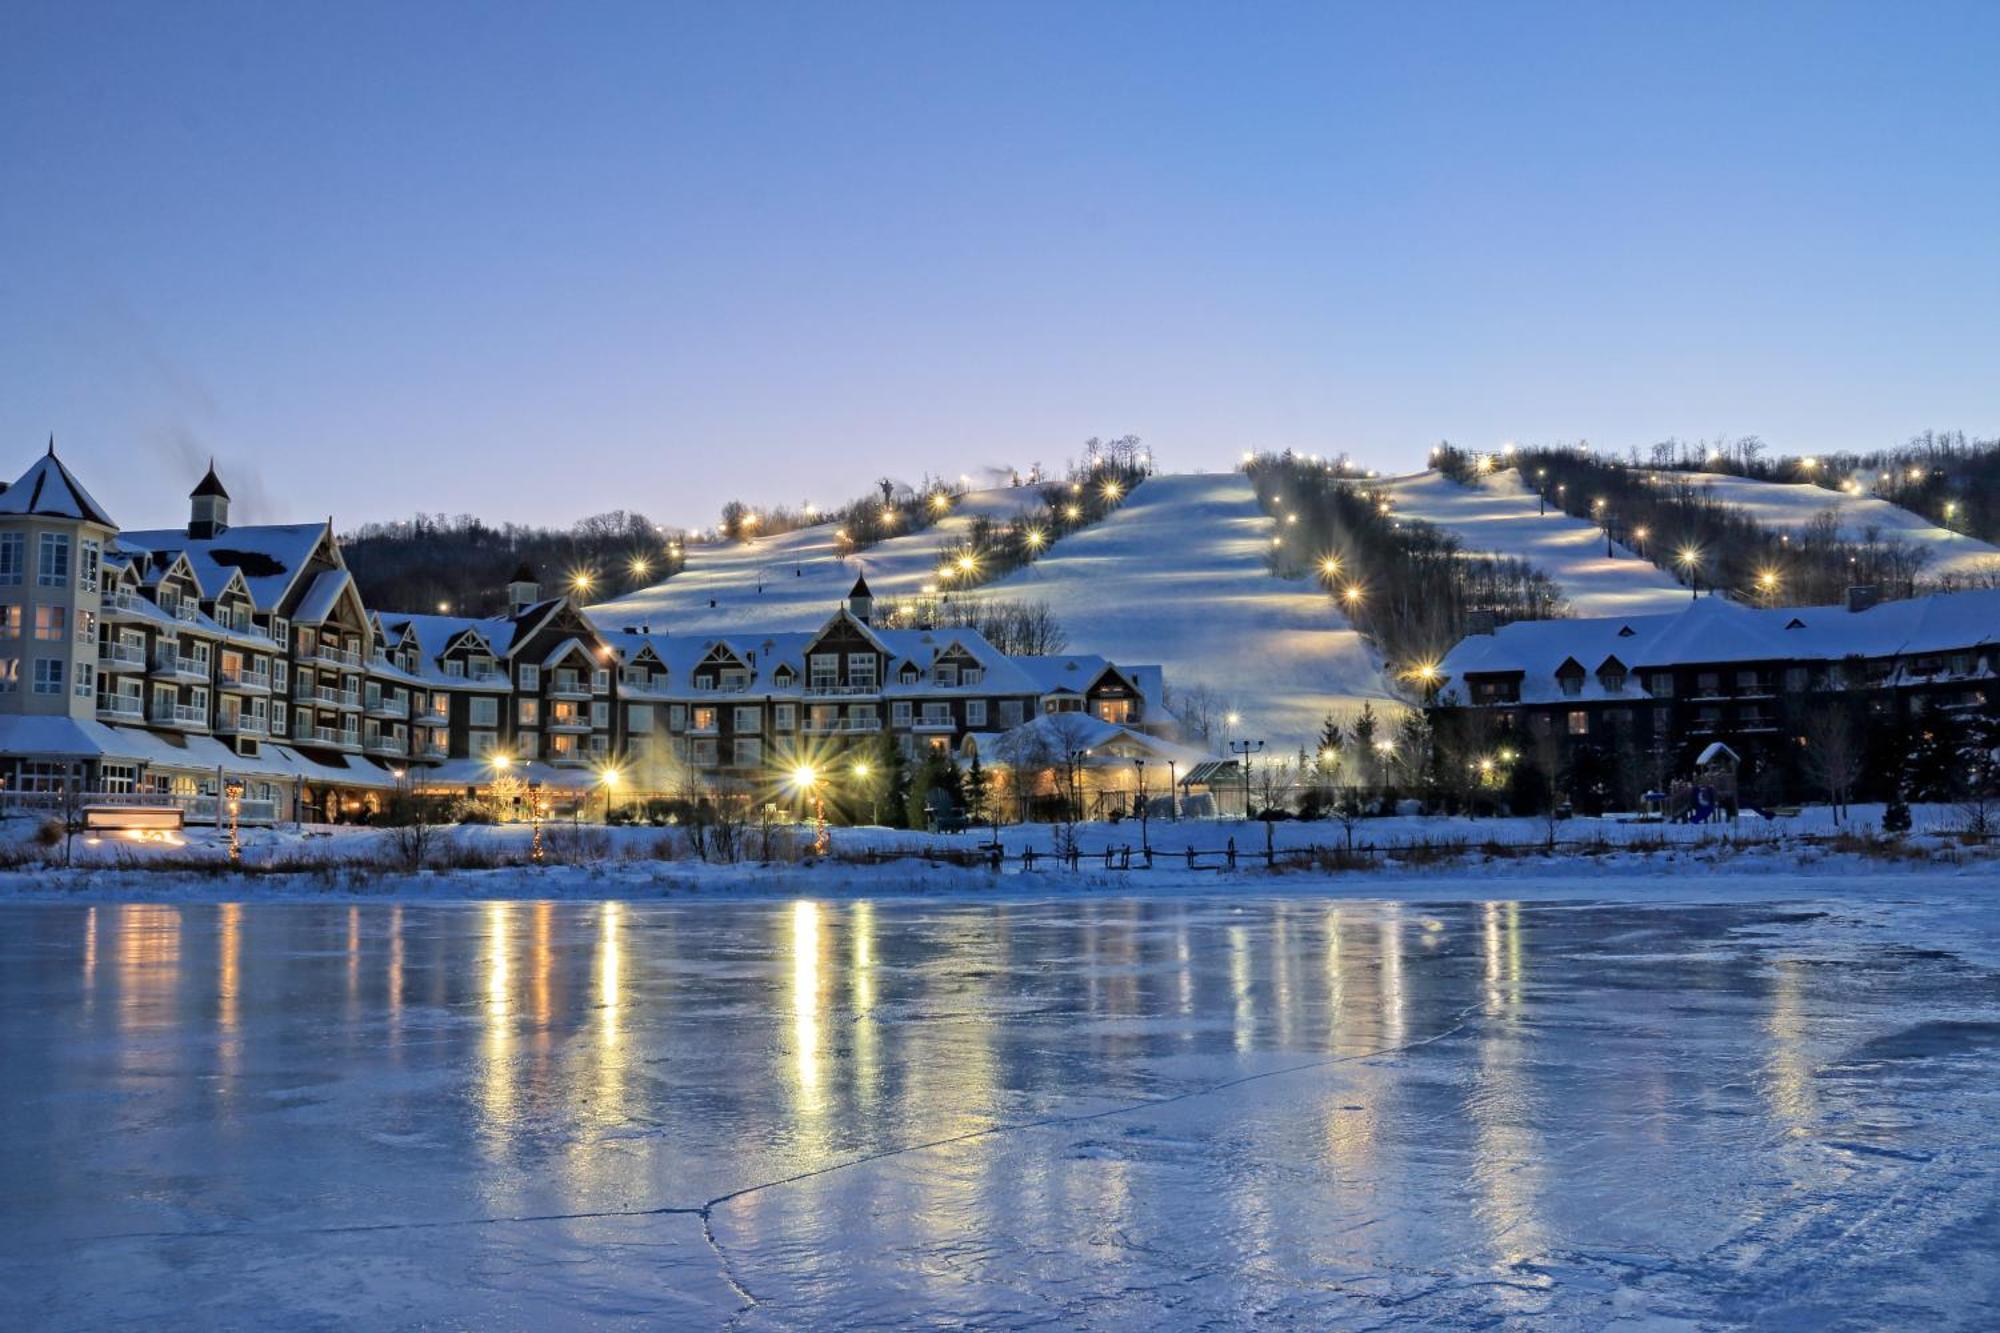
[687,720,720,735]
[547,715,594,733]
[310,725,361,750]
[911,715,958,734]
[149,701,210,730]
[96,698,145,723]
[413,702,450,725]
[364,734,407,757]
[99,643,147,671]
[297,684,361,710]
[803,717,884,735]
[219,666,271,693]
[101,590,148,618]
[299,642,363,669]
[548,677,591,700]
[215,712,269,736]
[152,653,209,681]
[366,695,409,719]
[804,682,879,697]
[415,741,449,760]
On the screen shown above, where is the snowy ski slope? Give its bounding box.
[1658,471,2000,579]
[1379,469,1691,616]
[595,473,1399,745]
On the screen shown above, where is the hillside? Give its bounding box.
[595,472,1399,745]
[1378,469,1691,616]
[1656,471,2000,581]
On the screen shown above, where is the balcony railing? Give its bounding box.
[220,667,271,692]
[299,643,363,669]
[364,734,406,756]
[153,652,207,678]
[96,698,145,722]
[149,702,209,728]
[311,725,361,749]
[803,682,879,697]
[365,695,409,718]
[803,717,884,734]
[415,741,449,760]
[547,716,594,732]
[911,716,958,733]
[100,643,147,669]
[215,713,269,736]
[102,590,146,615]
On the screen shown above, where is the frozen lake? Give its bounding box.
[4,893,1997,1328]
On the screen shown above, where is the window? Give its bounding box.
[1599,670,1626,692]
[669,704,687,731]
[732,738,763,768]
[690,737,719,767]
[33,658,63,694]
[79,539,100,593]
[920,702,950,724]
[1094,698,1133,724]
[73,661,94,697]
[719,668,749,691]
[847,653,878,688]
[1557,671,1582,697]
[1566,710,1589,735]
[591,669,610,692]
[809,654,838,689]
[33,606,64,641]
[691,706,717,732]
[589,700,608,727]
[469,696,499,727]
[272,701,287,734]
[36,532,70,586]
[516,732,538,759]
[965,699,987,728]
[1649,673,1674,698]
[518,698,540,725]
[773,703,795,730]
[73,609,95,646]
[0,533,21,585]
[470,731,499,757]
[733,705,760,731]
[891,700,912,726]
[627,703,653,732]
[963,667,984,686]
[0,657,16,693]
[0,606,18,637]
[999,700,1023,727]
[934,663,958,687]
[519,664,540,690]
[1783,667,1809,693]
[444,660,465,678]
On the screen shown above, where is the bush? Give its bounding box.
[1882,799,1913,834]
[456,807,496,826]
[33,818,64,848]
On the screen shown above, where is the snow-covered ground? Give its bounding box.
[1656,471,2000,580]
[5,885,1997,1327]
[596,472,1398,747]
[1380,469,1691,616]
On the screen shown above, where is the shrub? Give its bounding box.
[32,818,64,848]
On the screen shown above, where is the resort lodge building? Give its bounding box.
[1426,588,2000,805]
[0,446,1175,822]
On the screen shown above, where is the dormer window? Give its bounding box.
[445,660,464,678]
[899,663,920,684]
[935,664,959,687]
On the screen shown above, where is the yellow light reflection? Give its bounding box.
[791,900,823,1100]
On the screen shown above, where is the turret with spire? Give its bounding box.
[189,459,230,539]
[847,572,873,625]
[507,561,541,614]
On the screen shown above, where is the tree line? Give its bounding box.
[341,510,684,617]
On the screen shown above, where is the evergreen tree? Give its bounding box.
[870,729,910,829]
[964,751,990,822]
[1352,702,1380,791]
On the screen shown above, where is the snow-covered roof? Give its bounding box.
[0,446,116,527]
[119,522,331,612]
[1439,586,2000,705]
[290,568,355,625]
[0,716,397,787]
[963,713,1215,769]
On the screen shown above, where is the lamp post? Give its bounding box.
[1167,758,1179,821]
[1228,739,1264,820]
[790,765,828,855]
[1132,757,1149,854]
[527,777,545,863]
[224,779,245,865]
[599,766,623,824]
[1678,547,1702,601]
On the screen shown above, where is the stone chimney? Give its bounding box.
[1465,610,1497,636]
[1845,584,1880,614]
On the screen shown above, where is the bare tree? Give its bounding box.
[1802,707,1858,824]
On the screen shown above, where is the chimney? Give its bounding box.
[189,460,230,539]
[507,561,541,614]
[1845,584,1880,614]
[1465,610,1497,636]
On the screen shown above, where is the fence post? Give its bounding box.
[1185,846,1195,869]
[1265,820,1275,868]
[1226,837,1236,870]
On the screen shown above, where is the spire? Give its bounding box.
[46,434,55,456]
[849,573,872,599]
[189,459,230,499]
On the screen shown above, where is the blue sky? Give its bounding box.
[3,2,1996,530]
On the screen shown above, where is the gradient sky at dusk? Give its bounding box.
[3,2,1996,531]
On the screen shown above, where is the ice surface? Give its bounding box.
[3,892,1997,1328]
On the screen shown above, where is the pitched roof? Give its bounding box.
[190,461,230,499]
[0,445,115,526]
[119,522,331,612]
[848,573,872,598]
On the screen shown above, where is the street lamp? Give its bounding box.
[1132,757,1149,854]
[1228,738,1264,820]
[790,764,828,855]
[224,779,245,864]
[598,765,623,824]
[1677,546,1702,601]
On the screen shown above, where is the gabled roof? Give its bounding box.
[119,522,332,612]
[848,573,872,598]
[0,444,115,526]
